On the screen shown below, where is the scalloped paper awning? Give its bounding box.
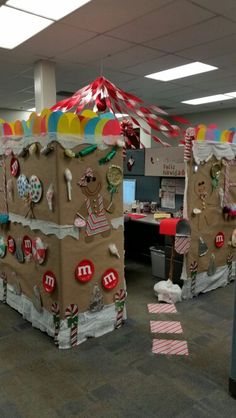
[0,109,121,138]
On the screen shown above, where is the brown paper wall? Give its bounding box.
[186,158,236,275]
[1,138,124,318]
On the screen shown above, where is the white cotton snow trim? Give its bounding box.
[0,278,118,349]
[193,142,236,164]
[0,134,123,156]
[111,217,124,229]
[9,212,79,239]
[181,263,235,300]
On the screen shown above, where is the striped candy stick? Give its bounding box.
[0,272,7,303]
[190,261,198,296]
[227,253,233,283]
[114,289,126,329]
[65,304,78,347]
[51,302,60,346]
[184,127,195,162]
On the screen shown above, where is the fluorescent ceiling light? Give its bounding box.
[27,107,36,112]
[182,94,234,105]
[0,6,53,49]
[6,0,92,21]
[145,62,218,81]
[225,92,236,97]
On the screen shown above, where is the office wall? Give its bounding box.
[0,108,31,121]
[181,107,236,130]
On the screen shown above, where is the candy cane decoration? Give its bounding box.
[190,261,198,296]
[227,253,233,283]
[0,271,7,303]
[65,304,78,347]
[114,289,126,329]
[51,302,60,346]
[184,127,195,162]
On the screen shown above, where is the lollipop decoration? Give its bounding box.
[64,169,72,201]
[106,165,122,212]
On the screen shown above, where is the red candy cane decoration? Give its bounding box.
[51,302,60,346]
[65,304,78,347]
[114,289,126,329]
[184,127,195,162]
[190,261,198,296]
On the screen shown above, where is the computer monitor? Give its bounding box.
[123,179,136,207]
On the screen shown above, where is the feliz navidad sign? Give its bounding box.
[145,147,185,177]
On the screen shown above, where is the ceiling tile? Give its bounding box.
[106,0,215,43]
[16,22,96,58]
[62,0,174,33]
[124,54,190,76]
[56,35,133,63]
[190,0,236,14]
[145,17,236,53]
[102,46,164,70]
[178,33,236,60]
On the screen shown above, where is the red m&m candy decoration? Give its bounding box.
[102,268,119,290]
[42,271,56,293]
[75,259,94,283]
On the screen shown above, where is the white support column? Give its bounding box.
[34,60,56,113]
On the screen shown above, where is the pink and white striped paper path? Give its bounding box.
[152,339,189,356]
[148,303,177,314]
[150,320,183,334]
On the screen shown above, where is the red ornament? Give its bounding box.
[215,232,224,248]
[42,271,56,293]
[7,235,15,253]
[10,157,19,176]
[75,259,95,282]
[96,95,107,112]
[102,268,119,290]
[22,235,32,257]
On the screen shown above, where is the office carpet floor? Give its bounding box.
[0,260,236,417]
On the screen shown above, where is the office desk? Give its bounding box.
[124,213,183,284]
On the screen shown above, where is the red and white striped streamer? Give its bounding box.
[65,304,78,347]
[114,289,126,329]
[51,76,188,147]
[150,320,183,334]
[51,301,60,346]
[148,304,177,314]
[152,339,189,356]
